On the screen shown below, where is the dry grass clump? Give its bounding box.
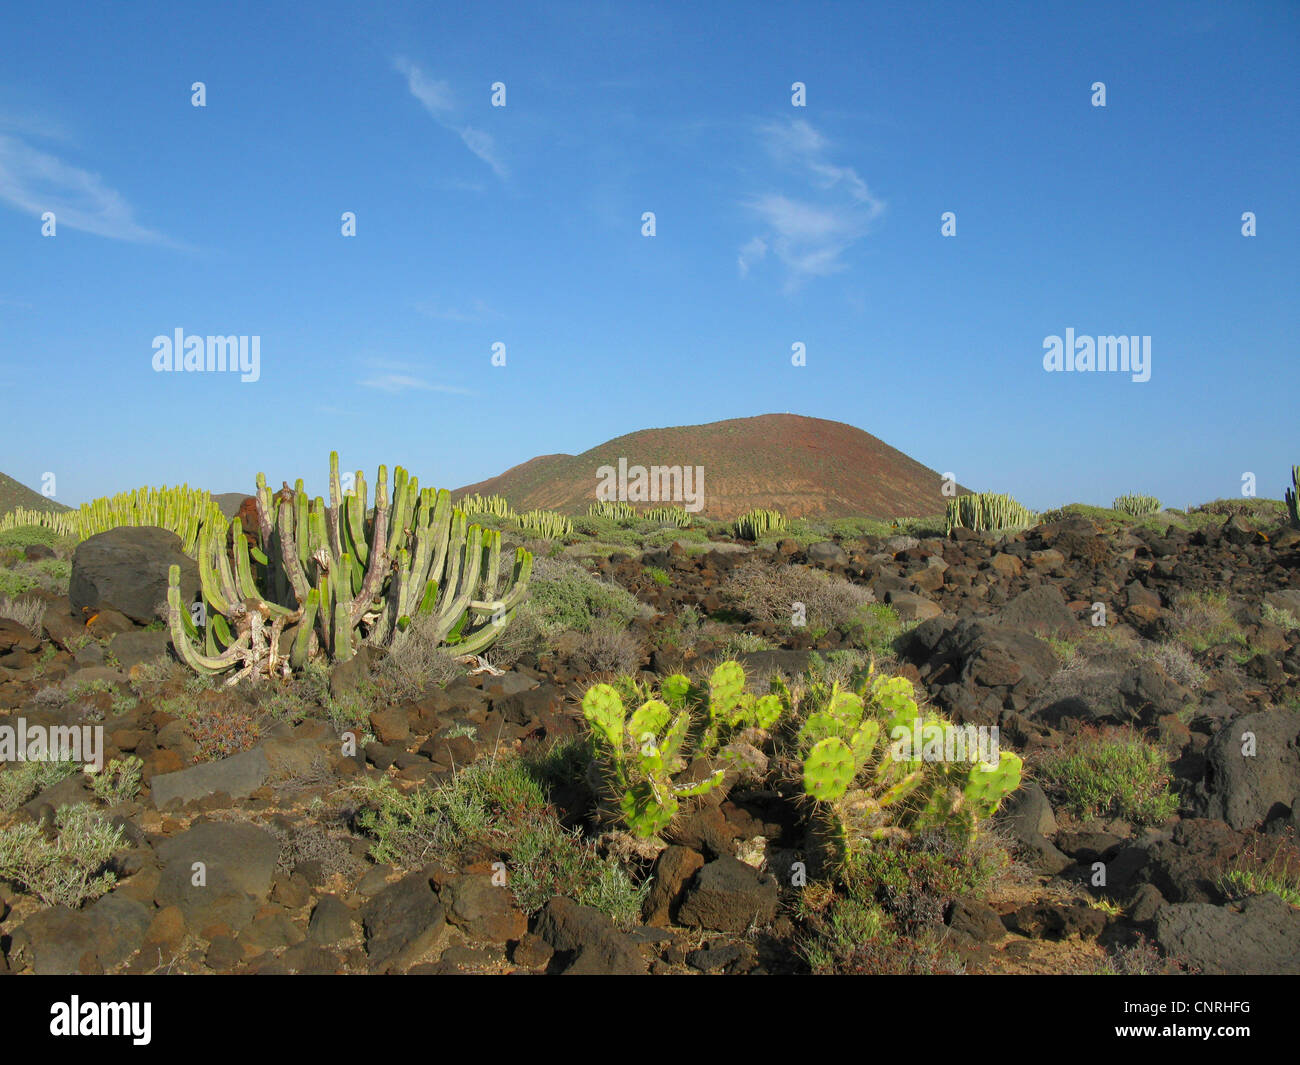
[720,559,874,631]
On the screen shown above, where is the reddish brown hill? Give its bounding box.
[454,414,970,520]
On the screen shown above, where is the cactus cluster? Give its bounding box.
[694,661,783,755]
[0,507,77,538]
[78,485,223,554]
[944,492,1036,535]
[797,669,1022,855]
[166,453,532,684]
[581,661,787,838]
[644,505,693,528]
[1113,494,1161,517]
[1287,466,1299,529]
[514,509,573,540]
[458,493,516,521]
[0,485,222,550]
[588,499,635,522]
[733,507,787,540]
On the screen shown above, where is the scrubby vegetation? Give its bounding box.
[1036,727,1178,825]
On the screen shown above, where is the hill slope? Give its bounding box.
[0,472,71,520]
[455,414,970,520]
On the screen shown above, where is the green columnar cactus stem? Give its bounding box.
[1287,465,1300,529]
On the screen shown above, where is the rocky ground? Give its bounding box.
[0,505,1298,975]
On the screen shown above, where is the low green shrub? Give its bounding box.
[1037,726,1178,825]
[0,804,125,907]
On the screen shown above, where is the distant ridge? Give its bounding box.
[455,413,970,520]
[0,473,71,520]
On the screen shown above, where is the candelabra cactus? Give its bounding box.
[515,509,573,540]
[1112,494,1161,517]
[1287,465,1299,529]
[644,505,693,528]
[588,499,635,522]
[733,507,787,541]
[167,453,533,684]
[458,493,516,521]
[0,485,223,548]
[944,492,1036,535]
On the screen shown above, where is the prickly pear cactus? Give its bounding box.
[708,661,746,718]
[797,669,1023,862]
[660,673,693,709]
[581,684,626,750]
[581,675,730,839]
[954,750,1023,827]
[803,737,857,801]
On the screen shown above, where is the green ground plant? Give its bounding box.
[350,755,644,927]
[0,759,81,813]
[0,804,125,907]
[91,756,143,804]
[1036,726,1178,825]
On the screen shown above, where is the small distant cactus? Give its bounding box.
[1113,494,1161,517]
[459,494,516,521]
[1286,466,1299,529]
[515,509,573,540]
[588,500,636,522]
[733,508,787,540]
[945,493,1036,535]
[644,505,693,528]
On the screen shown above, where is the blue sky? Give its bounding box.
[1,0,1296,513]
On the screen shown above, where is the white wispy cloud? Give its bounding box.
[737,236,767,277]
[413,298,495,322]
[359,368,474,395]
[0,133,168,243]
[358,358,475,395]
[740,118,884,288]
[395,57,508,180]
